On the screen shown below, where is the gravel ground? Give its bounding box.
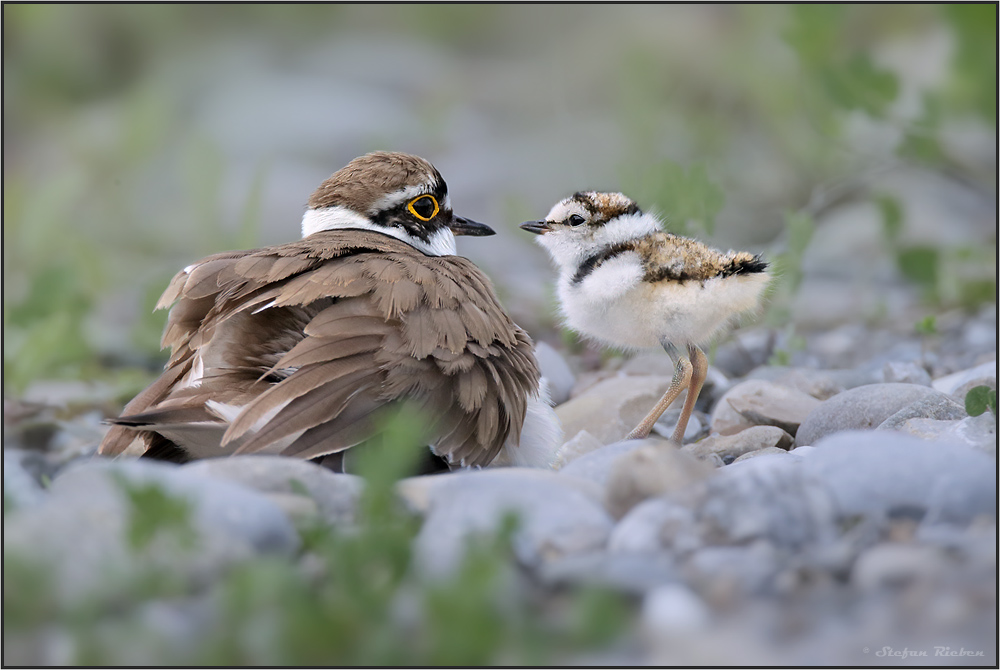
[5,307,995,666]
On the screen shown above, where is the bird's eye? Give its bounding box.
[407,194,440,221]
[568,214,586,226]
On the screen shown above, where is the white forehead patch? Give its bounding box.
[545,199,590,223]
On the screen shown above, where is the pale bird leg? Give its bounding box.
[669,344,707,444]
[626,349,692,440]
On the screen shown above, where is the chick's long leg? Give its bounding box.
[669,344,707,444]
[626,344,692,441]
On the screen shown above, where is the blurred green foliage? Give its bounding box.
[2,410,632,665]
[914,314,938,337]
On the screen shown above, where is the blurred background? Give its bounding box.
[3,4,996,399]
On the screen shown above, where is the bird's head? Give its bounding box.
[302,151,493,256]
[520,191,659,268]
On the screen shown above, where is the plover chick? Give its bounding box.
[99,151,561,471]
[521,191,769,443]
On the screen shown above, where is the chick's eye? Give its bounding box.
[568,214,586,226]
[408,195,440,221]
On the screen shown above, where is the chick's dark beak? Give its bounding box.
[449,215,495,237]
[519,220,553,235]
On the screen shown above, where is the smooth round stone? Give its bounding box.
[801,431,997,524]
[851,543,950,591]
[732,446,793,463]
[642,583,711,634]
[538,551,678,594]
[555,375,675,445]
[682,425,793,465]
[605,443,714,519]
[875,394,967,432]
[412,469,614,577]
[4,459,298,603]
[608,497,701,555]
[557,438,665,487]
[700,455,837,549]
[182,455,364,527]
[684,542,781,594]
[795,383,959,447]
[720,381,821,436]
[53,459,299,553]
[534,341,577,406]
[398,466,603,514]
[881,361,932,386]
[745,365,879,399]
[932,361,997,397]
[891,413,997,457]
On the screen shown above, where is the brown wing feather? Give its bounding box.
[100,230,540,468]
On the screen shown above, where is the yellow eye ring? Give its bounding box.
[407,194,440,222]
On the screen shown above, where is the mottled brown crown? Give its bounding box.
[307,151,445,212]
[570,191,641,225]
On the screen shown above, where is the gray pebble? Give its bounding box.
[608,497,701,555]
[875,393,968,432]
[684,542,781,594]
[557,438,662,487]
[682,425,793,465]
[413,469,614,577]
[605,443,714,519]
[700,456,837,549]
[732,446,793,463]
[555,374,675,445]
[538,551,678,593]
[851,543,949,591]
[891,413,997,457]
[182,455,364,527]
[932,361,997,396]
[745,365,877,399]
[722,380,821,436]
[4,459,298,603]
[801,430,997,524]
[642,583,711,634]
[398,466,603,514]
[882,361,932,386]
[796,383,957,446]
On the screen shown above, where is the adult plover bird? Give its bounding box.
[521,191,769,443]
[99,151,561,470]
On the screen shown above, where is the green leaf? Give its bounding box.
[914,315,937,336]
[943,4,997,122]
[965,385,997,418]
[876,194,903,244]
[783,5,844,67]
[820,54,899,118]
[897,246,939,289]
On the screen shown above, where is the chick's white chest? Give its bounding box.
[557,253,767,350]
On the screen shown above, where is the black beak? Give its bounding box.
[449,215,495,237]
[519,220,553,235]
